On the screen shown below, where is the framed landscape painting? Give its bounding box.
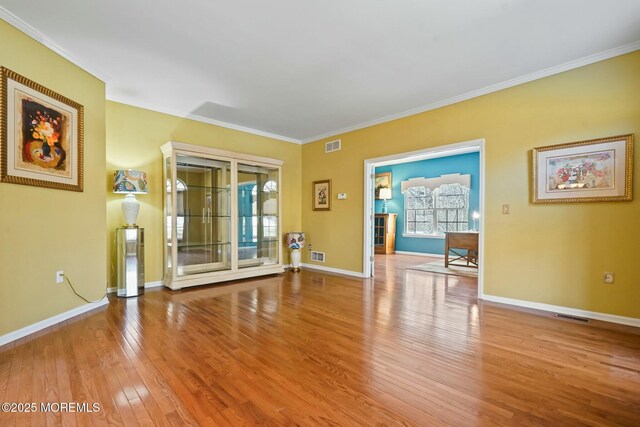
[312,179,331,211]
[532,134,633,203]
[375,172,392,199]
[1,67,84,191]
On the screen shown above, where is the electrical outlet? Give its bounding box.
[502,204,510,214]
[603,272,614,284]
[56,271,64,284]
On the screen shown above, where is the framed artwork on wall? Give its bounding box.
[312,179,331,211]
[375,172,392,199]
[0,66,84,192]
[532,134,633,203]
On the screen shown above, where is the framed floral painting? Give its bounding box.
[1,67,84,191]
[312,179,331,211]
[532,134,633,203]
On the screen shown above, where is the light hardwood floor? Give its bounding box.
[1,254,639,426]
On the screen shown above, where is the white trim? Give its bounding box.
[401,234,445,239]
[482,294,640,328]
[301,263,367,278]
[145,281,163,289]
[110,100,301,144]
[0,7,110,83]
[301,41,640,144]
[395,251,445,258]
[107,281,165,294]
[162,141,285,166]
[364,138,485,298]
[0,298,109,347]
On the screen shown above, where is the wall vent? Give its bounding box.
[325,139,341,153]
[311,251,325,262]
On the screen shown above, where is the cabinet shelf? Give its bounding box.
[169,242,231,248]
[179,214,231,218]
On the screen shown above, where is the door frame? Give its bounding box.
[363,138,486,298]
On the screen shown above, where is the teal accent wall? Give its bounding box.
[375,152,480,255]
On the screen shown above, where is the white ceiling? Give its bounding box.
[2,1,640,143]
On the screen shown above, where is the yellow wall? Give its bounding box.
[0,21,107,335]
[106,102,302,286]
[302,51,640,318]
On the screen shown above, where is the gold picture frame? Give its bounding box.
[532,134,633,203]
[375,172,392,199]
[312,179,331,211]
[1,66,84,191]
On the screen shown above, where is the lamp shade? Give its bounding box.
[113,170,148,194]
[286,232,305,249]
[379,188,392,200]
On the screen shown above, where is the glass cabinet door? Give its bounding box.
[237,163,279,268]
[174,154,231,276]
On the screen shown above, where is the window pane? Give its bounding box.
[415,197,425,208]
[447,223,456,232]
[407,210,416,221]
[416,222,427,234]
[407,222,415,233]
[407,197,415,209]
[437,223,446,233]
[437,210,446,221]
[425,219,434,234]
[416,210,425,221]
[460,223,469,231]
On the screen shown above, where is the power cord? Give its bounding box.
[63,274,107,304]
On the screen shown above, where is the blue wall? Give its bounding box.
[375,152,480,255]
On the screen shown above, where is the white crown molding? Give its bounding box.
[301,263,367,278]
[0,7,110,83]
[482,294,640,328]
[107,98,302,144]
[0,298,109,347]
[3,5,638,146]
[301,40,640,144]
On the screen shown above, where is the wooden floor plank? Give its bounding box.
[1,254,639,426]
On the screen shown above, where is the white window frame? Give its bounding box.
[402,175,471,239]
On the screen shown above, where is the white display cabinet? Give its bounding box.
[161,141,284,290]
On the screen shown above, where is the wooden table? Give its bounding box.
[444,231,479,268]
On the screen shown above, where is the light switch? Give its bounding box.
[337,193,347,200]
[502,204,510,214]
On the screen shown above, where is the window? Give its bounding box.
[404,183,470,237]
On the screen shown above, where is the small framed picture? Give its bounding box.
[532,134,633,203]
[312,179,331,211]
[1,66,84,192]
[375,172,392,199]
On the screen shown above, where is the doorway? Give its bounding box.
[363,139,485,297]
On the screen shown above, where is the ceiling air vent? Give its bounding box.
[311,251,325,262]
[325,139,341,153]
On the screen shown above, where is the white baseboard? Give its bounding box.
[107,280,165,293]
[482,294,640,328]
[145,280,163,289]
[395,251,445,258]
[0,297,110,347]
[301,263,367,278]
